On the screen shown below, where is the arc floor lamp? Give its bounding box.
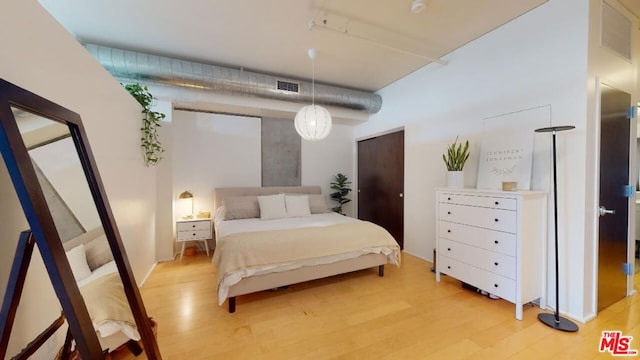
[534,125,579,332]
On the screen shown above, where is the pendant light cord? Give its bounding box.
[312,56,315,106]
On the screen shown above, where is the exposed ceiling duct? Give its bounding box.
[84,43,382,114]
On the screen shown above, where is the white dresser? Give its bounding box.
[176,218,212,260]
[435,188,547,320]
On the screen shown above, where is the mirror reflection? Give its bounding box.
[12,107,143,354]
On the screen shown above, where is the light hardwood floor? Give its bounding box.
[112,252,640,360]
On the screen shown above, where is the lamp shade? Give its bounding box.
[178,190,194,218]
[178,190,193,199]
[294,104,332,141]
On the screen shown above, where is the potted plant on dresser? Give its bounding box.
[442,137,470,188]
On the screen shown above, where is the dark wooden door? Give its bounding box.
[357,130,404,249]
[597,84,631,311]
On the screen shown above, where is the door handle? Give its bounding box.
[598,206,615,217]
[399,193,403,198]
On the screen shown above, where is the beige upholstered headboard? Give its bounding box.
[62,227,114,271]
[213,186,322,211]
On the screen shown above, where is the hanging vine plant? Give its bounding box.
[123,83,166,166]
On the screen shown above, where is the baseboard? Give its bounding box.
[139,262,157,287]
[401,249,430,263]
[539,304,588,324]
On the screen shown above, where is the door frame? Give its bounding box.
[592,79,637,314]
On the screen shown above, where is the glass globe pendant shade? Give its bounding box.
[294,104,332,141]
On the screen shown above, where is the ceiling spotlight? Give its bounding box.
[411,0,426,13]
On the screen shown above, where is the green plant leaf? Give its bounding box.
[330,173,352,214]
[442,136,470,171]
[124,82,166,167]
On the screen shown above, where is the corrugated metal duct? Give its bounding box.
[85,43,382,113]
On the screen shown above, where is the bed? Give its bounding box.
[212,186,401,313]
[62,227,141,354]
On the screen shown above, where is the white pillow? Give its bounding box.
[285,195,311,218]
[257,193,287,220]
[308,194,331,214]
[65,244,92,281]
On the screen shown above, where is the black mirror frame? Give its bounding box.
[0,78,161,359]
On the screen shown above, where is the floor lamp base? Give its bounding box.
[538,313,579,332]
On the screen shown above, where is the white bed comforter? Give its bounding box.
[213,213,401,305]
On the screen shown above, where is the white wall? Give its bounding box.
[302,123,356,216]
[1,0,159,357]
[154,100,175,261]
[172,111,262,216]
[169,110,356,214]
[355,0,591,321]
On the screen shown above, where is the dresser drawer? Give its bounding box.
[438,221,516,256]
[480,272,516,302]
[177,229,211,241]
[439,203,517,233]
[439,238,516,279]
[438,255,479,287]
[438,256,516,302]
[438,238,480,269]
[485,251,516,280]
[439,193,517,211]
[177,220,211,232]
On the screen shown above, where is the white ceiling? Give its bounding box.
[39,0,551,92]
[619,0,640,20]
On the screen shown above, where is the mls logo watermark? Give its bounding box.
[599,331,638,356]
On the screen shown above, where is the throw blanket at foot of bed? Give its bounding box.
[212,221,401,305]
[79,272,139,340]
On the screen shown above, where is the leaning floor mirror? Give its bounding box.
[0,79,161,359]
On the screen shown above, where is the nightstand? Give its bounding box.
[176,218,212,260]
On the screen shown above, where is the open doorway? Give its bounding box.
[597,83,634,312]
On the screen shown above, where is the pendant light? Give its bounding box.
[295,48,332,141]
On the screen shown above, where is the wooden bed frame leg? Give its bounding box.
[125,339,143,356]
[228,297,236,313]
[378,265,384,277]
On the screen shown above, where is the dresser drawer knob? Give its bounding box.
[192,233,196,236]
[447,197,451,201]
[447,248,451,251]
[494,284,499,288]
[494,240,499,244]
[447,211,451,215]
[447,266,451,269]
[494,201,499,205]
[192,225,196,228]
[494,218,499,222]
[494,262,499,266]
[447,229,451,233]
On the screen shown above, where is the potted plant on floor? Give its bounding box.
[442,137,470,188]
[330,173,352,215]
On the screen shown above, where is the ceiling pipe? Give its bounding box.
[84,43,382,113]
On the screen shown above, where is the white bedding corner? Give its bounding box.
[78,260,141,343]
